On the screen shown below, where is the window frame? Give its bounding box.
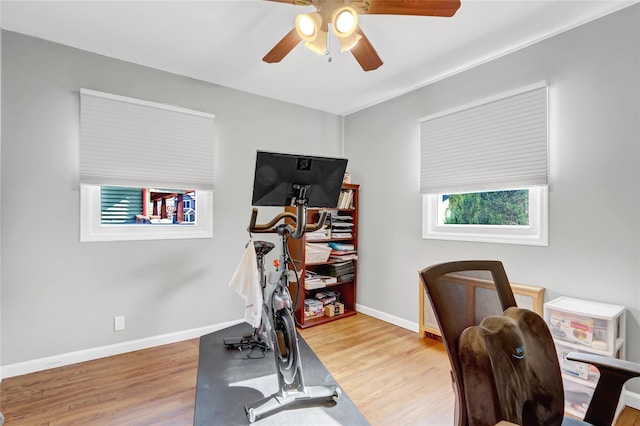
[80,185,213,242]
[422,186,548,246]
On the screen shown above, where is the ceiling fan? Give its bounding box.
[263,0,461,71]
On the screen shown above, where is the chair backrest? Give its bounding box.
[459,307,564,426]
[419,260,518,426]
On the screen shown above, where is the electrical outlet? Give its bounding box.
[114,315,125,331]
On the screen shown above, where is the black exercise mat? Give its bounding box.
[194,322,369,425]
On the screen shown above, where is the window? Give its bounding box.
[423,187,548,245]
[442,189,529,225]
[81,186,212,242]
[420,83,548,246]
[100,186,197,225]
[79,89,215,242]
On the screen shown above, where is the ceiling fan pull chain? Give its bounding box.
[328,29,332,62]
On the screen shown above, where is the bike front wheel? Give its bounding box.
[274,308,299,385]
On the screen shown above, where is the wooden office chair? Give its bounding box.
[419,260,640,426]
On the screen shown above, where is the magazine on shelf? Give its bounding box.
[328,242,355,251]
[329,215,352,223]
[304,278,326,290]
[330,232,353,239]
[304,270,337,289]
[329,253,358,261]
[304,298,324,318]
[322,276,338,285]
[338,273,354,283]
[320,261,355,277]
[306,229,328,241]
[314,290,340,306]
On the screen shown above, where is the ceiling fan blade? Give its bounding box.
[263,28,303,63]
[264,0,312,4]
[350,27,383,72]
[363,0,461,17]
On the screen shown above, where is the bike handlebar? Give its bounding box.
[248,207,328,237]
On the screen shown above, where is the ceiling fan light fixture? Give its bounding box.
[295,12,322,42]
[304,29,328,55]
[331,6,358,38]
[338,31,362,52]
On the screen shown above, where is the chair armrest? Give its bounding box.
[567,352,640,377]
[567,351,640,425]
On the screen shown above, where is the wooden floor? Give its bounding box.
[300,313,455,425]
[0,337,200,425]
[0,313,638,425]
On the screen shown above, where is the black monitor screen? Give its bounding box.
[251,151,348,208]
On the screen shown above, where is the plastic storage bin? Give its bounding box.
[563,376,594,418]
[544,296,625,356]
[544,296,626,420]
[555,342,600,386]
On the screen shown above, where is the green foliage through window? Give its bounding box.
[444,190,529,225]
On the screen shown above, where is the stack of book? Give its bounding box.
[329,212,353,239]
[337,189,355,209]
[304,271,325,290]
[305,228,328,241]
[319,260,355,283]
[314,290,340,306]
[328,241,357,262]
[304,270,338,290]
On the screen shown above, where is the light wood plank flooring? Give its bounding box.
[0,337,200,425]
[0,313,637,425]
[299,312,454,425]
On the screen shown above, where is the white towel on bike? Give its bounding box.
[228,239,263,328]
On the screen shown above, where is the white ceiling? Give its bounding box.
[1,0,637,115]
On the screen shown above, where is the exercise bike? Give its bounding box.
[234,193,341,423]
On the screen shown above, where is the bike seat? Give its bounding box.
[253,240,275,256]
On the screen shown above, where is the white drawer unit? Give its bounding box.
[544,296,626,419]
[544,296,625,357]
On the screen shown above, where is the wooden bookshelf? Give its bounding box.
[287,183,359,328]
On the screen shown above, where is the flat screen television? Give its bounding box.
[251,151,348,208]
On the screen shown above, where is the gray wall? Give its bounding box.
[0,31,343,365]
[345,6,640,363]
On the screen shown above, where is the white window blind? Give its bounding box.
[80,89,215,190]
[420,83,548,194]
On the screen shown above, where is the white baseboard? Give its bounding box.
[356,303,419,333]
[1,308,416,381]
[623,389,640,410]
[1,319,244,379]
